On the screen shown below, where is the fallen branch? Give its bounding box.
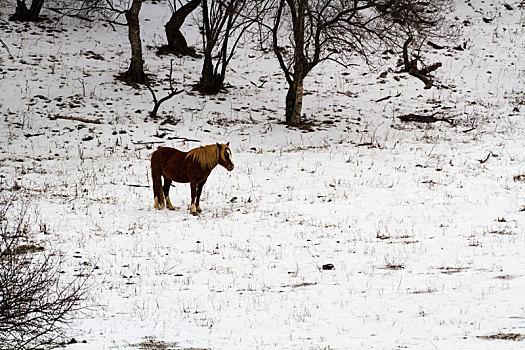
[53,115,102,124]
[398,112,453,125]
[167,136,202,142]
[356,142,374,147]
[131,141,165,145]
[24,133,44,138]
[250,80,266,88]
[375,93,401,103]
[375,95,391,102]
[427,41,446,50]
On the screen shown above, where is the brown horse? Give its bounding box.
[150,143,234,214]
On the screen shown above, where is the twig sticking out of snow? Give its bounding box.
[0,37,14,60]
[478,152,495,164]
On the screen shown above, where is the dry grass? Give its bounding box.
[438,267,468,274]
[13,244,45,255]
[383,263,405,270]
[477,333,525,341]
[131,337,187,350]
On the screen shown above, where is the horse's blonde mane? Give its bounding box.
[185,144,220,170]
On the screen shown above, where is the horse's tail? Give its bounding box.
[150,150,165,209]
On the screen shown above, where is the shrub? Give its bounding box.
[0,194,88,350]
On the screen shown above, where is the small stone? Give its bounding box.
[322,264,335,270]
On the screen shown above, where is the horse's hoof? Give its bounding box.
[190,206,198,216]
[166,197,176,211]
[196,206,202,213]
[154,197,165,210]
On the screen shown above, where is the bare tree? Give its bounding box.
[0,195,88,349]
[265,0,454,126]
[9,0,45,21]
[124,0,145,83]
[163,0,201,56]
[48,0,147,84]
[196,0,263,94]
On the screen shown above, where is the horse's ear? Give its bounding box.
[227,142,230,146]
[216,143,222,150]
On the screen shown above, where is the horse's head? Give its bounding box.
[217,143,234,172]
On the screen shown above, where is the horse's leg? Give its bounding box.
[195,180,207,213]
[151,166,165,210]
[156,181,166,210]
[163,178,175,210]
[189,181,198,215]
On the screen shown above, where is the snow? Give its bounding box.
[0,0,524,349]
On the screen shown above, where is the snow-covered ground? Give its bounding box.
[1,1,524,349]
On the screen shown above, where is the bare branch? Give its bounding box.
[147,60,184,118]
[0,195,90,349]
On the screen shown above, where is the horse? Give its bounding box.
[150,143,234,214]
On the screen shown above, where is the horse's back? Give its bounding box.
[151,147,190,183]
[152,146,185,161]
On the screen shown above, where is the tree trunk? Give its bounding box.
[291,78,304,126]
[285,84,296,125]
[197,0,223,94]
[402,37,415,71]
[125,0,145,84]
[9,0,45,21]
[285,76,304,126]
[164,0,200,55]
[199,51,223,94]
[28,0,44,17]
[284,0,307,126]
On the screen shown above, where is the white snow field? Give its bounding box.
[0,1,524,349]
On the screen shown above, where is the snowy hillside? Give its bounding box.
[0,0,524,349]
